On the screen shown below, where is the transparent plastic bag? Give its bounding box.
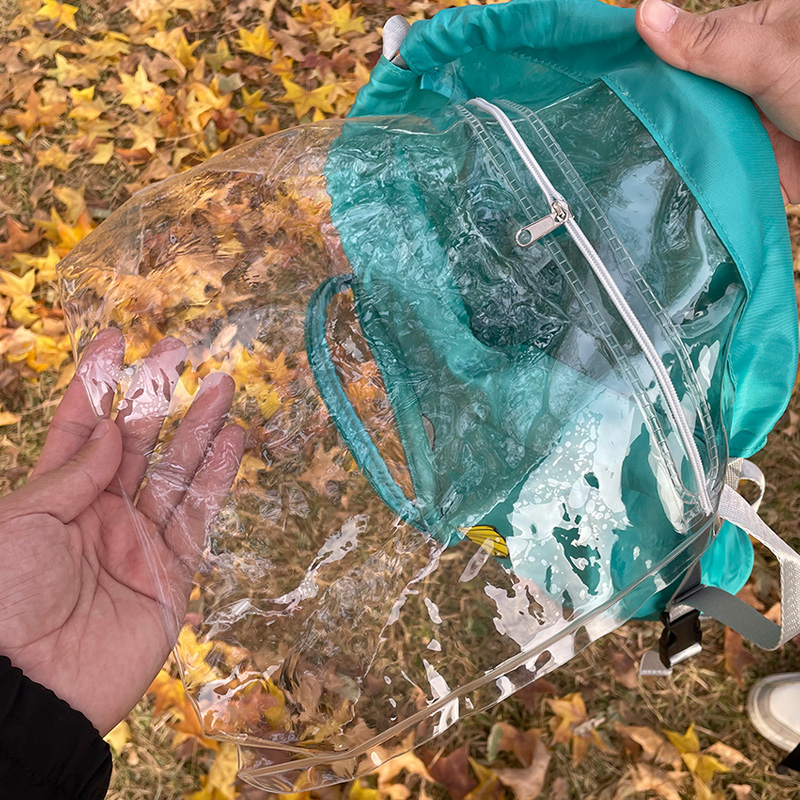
[58,82,743,790]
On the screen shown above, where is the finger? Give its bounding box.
[110,338,187,500]
[31,329,125,479]
[136,372,236,531]
[635,0,781,96]
[163,423,245,576]
[761,114,800,204]
[7,420,123,523]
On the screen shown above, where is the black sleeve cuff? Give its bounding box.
[0,655,112,799]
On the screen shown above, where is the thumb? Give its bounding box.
[635,0,775,96]
[10,420,123,523]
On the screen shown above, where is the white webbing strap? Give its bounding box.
[725,456,766,511]
[681,483,800,650]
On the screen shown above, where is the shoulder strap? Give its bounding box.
[643,459,799,675]
[682,483,800,650]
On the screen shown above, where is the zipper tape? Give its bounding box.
[457,103,692,505]
[500,98,719,484]
[467,97,714,516]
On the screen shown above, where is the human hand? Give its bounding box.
[0,329,245,735]
[636,0,800,203]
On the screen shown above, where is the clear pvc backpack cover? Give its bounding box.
[58,77,746,790]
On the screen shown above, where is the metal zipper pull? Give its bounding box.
[516,200,571,247]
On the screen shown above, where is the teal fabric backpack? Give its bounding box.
[311,0,799,632]
[58,0,800,788]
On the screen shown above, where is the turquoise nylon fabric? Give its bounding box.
[346,0,796,602]
[350,0,798,461]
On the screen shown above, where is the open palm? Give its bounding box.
[0,330,244,734]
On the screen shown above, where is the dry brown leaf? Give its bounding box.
[730,785,752,800]
[705,741,752,769]
[550,777,568,800]
[30,178,54,209]
[494,736,551,800]
[615,724,682,769]
[765,601,781,623]
[736,582,766,612]
[124,157,174,195]
[614,764,685,800]
[428,744,477,800]
[780,409,799,436]
[606,645,638,690]
[486,722,541,766]
[0,218,42,263]
[299,445,349,494]
[512,678,558,713]
[724,628,756,688]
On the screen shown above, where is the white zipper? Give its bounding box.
[468,97,713,516]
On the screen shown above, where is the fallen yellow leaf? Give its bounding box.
[239,87,268,123]
[236,25,276,59]
[663,725,730,797]
[184,743,240,800]
[10,89,68,132]
[146,27,202,69]
[18,30,69,60]
[548,692,612,765]
[35,144,79,171]
[664,724,701,756]
[0,267,37,326]
[178,625,219,687]
[104,720,131,754]
[347,780,379,800]
[118,64,168,112]
[34,0,78,30]
[13,244,61,283]
[47,53,100,86]
[53,185,87,225]
[278,76,334,119]
[80,32,131,64]
[89,141,115,165]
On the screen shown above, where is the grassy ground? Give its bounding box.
[2,0,800,797]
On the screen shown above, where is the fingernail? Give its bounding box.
[640,0,678,33]
[90,420,111,440]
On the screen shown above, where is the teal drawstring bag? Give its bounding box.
[58,0,800,791]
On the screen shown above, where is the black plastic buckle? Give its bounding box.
[777,741,800,775]
[659,608,702,668]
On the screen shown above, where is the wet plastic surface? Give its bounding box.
[58,82,744,790]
